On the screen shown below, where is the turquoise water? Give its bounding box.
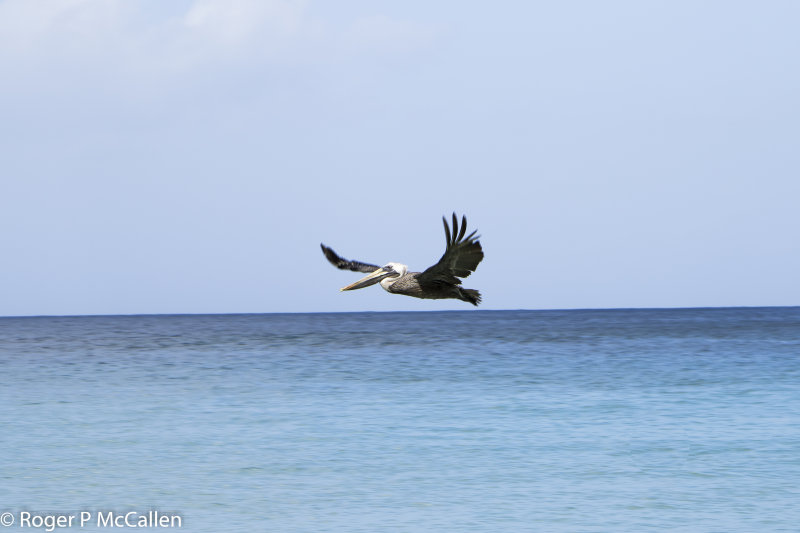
[1,308,799,531]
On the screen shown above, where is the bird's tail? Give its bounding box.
[459,288,481,306]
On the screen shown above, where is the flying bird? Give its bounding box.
[321,213,484,305]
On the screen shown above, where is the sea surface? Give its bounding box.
[1,308,799,532]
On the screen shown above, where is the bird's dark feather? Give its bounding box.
[417,213,484,285]
[320,244,380,273]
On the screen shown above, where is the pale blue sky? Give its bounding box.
[1,0,798,316]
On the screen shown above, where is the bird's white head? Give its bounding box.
[379,262,407,291]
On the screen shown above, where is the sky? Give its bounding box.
[1,0,799,316]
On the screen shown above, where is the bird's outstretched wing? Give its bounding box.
[320,244,381,273]
[417,213,484,285]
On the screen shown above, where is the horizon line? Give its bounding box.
[2,304,798,320]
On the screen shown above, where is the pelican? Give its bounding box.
[321,213,484,305]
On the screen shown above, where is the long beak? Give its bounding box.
[340,267,394,291]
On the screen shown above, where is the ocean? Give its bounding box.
[1,308,798,532]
